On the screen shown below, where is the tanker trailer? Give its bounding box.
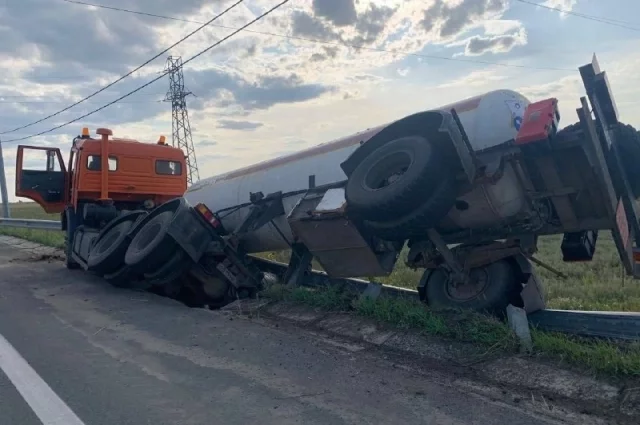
[184,89,531,251]
[180,89,547,314]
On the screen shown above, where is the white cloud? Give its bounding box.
[542,0,578,14]
[1,0,639,206]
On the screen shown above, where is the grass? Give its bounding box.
[4,202,640,376]
[0,202,64,248]
[4,201,640,311]
[259,235,640,312]
[264,283,640,377]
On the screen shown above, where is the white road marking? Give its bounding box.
[0,333,86,425]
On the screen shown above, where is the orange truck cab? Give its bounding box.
[15,127,187,268]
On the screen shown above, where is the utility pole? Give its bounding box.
[164,56,199,185]
[0,139,11,218]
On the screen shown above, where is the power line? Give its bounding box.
[0,0,246,136]
[62,0,574,72]
[0,100,164,104]
[0,0,292,145]
[515,0,640,32]
[0,93,165,98]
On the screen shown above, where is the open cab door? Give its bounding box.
[15,145,67,213]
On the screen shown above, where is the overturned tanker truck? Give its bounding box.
[15,55,640,314]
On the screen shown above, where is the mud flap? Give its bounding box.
[520,270,546,314]
[511,253,547,314]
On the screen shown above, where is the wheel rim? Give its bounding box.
[363,150,413,191]
[445,268,489,302]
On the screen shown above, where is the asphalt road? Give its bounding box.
[0,242,564,425]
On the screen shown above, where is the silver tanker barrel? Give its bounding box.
[184,89,531,254]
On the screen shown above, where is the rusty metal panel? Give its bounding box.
[534,155,579,228]
[614,199,635,275]
[288,188,395,277]
[289,216,392,277]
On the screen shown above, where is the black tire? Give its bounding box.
[63,212,81,270]
[425,260,520,315]
[557,122,640,199]
[64,234,81,270]
[87,220,136,274]
[87,211,147,275]
[103,265,135,288]
[125,210,176,273]
[144,250,191,298]
[363,173,457,241]
[345,136,445,221]
[612,123,640,199]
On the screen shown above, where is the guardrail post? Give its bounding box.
[0,139,11,218]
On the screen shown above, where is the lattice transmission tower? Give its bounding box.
[164,56,200,184]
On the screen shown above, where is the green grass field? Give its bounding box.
[3,201,640,312]
[0,202,65,248]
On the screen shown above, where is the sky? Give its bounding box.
[2,0,640,202]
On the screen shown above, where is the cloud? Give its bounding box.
[420,0,509,41]
[198,140,218,147]
[0,0,221,76]
[542,0,578,13]
[290,1,397,48]
[2,0,639,205]
[311,0,357,27]
[217,120,263,130]
[462,28,527,56]
[482,19,524,35]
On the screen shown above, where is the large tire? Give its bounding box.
[144,250,191,298]
[63,210,81,270]
[363,173,457,241]
[612,123,640,199]
[87,211,147,275]
[124,210,176,273]
[345,136,445,221]
[103,265,136,289]
[425,260,520,315]
[64,234,81,270]
[557,122,640,199]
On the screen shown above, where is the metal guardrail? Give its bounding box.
[527,310,640,341]
[0,226,637,340]
[251,256,640,341]
[0,218,61,231]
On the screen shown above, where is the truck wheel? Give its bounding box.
[63,211,81,270]
[125,210,176,272]
[63,235,81,270]
[424,260,520,315]
[144,250,191,298]
[613,123,640,199]
[345,136,445,221]
[87,211,147,275]
[557,122,640,199]
[103,265,136,289]
[363,173,456,241]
